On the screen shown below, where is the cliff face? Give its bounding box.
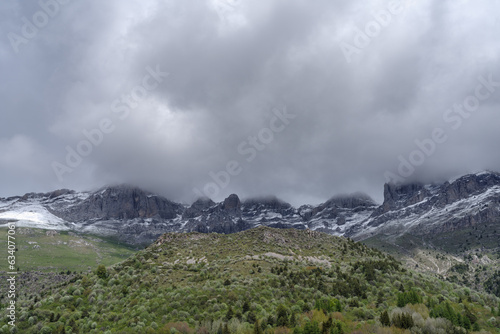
[436,172,500,206]
[54,185,184,222]
[377,183,430,214]
[357,172,500,237]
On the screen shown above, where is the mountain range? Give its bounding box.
[1,171,499,249]
[1,172,500,333]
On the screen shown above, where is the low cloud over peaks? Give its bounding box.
[1,0,500,205]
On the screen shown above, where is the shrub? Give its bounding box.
[40,327,52,334]
[96,265,108,279]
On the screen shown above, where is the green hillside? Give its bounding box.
[1,227,499,333]
[0,227,135,272]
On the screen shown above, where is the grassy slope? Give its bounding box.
[2,227,499,333]
[0,227,135,273]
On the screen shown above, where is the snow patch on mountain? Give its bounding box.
[0,202,69,230]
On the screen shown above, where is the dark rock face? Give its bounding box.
[243,196,292,211]
[360,172,500,236]
[431,174,500,233]
[223,194,241,213]
[55,185,183,222]
[242,196,295,220]
[47,189,75,199]
[377,183,429,214]
[179,194,244,235]
[183,197,215,219]
[325,193,376,210]
[436,172,500,207]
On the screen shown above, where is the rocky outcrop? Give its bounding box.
[47,189,75,199]
[299,193,377,222]
[183,197,215,219]
[242,196,296,224]
[436,172,500,207]
[223,194,241,214]
[325,193,376,210]
[377,183,429,214]
[360,171,500,236]
[181,194,246,234]
[243,196,293,212]
[297,194,377,237]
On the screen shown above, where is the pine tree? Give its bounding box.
[261,319,268,332]
[290,312,297,327]
[253,320,263,334]
[247,311,257,324]
[376,292,384,307]
[464,305,477,325]
[380,310,390,327]
[322,316,333,334]
[226,306,234,321]
[472,322,481,331]
[463,315,472,330]
[243,301,250,313]
[392,312,413,329]
[276,304,289,327]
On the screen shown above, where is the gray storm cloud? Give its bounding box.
[1,0,499,206]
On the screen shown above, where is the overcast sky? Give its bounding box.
[1,0,499,205]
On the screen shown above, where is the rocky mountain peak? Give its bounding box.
[192,197,216,209]
[379,182,429,213]
[183,197,215,218]
[223,194,241,212]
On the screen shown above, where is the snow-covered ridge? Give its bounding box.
[0,201,69,230]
